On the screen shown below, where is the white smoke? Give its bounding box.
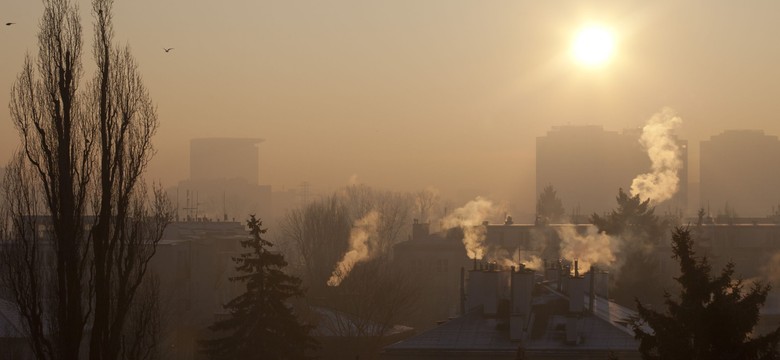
[327,210,381,287]
[440,197,503,259]
[759,252,780,313]
[556,226,619,274]
[489,249,544,271]
[630,107,683,204]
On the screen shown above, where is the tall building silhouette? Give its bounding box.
[177,138,270,222]
[700,130,780,217]
[536,125,687,218]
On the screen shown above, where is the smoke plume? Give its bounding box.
[556,226,619,274]
[759,252,780,313]
[327,210,381,286]
[489,249,543,271]
[630,107,683,204]
[440,197,502,259]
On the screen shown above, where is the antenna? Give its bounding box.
[300,181,310,206]
[176,186,180,222]
[182,189,200,222]
[223,191,227,221]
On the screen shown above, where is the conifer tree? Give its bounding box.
[631,227,780,360]
[591,188,666,306]
[536,184,565,225]
[200,215,318,360]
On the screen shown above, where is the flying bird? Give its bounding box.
[163,47,174,53]
[5,22,15,26]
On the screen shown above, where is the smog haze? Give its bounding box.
[3,1,780,217]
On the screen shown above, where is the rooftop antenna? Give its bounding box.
[182,189,200,222]
[223,191,227,221]
[195,192,200,220]
[300,181,310,206]
[176,186,180,222]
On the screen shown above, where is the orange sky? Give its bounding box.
[3,1,780,217]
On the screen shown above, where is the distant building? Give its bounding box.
[175,138,271,222]
[149,220,247,359]
[700,130,780,217]
[536,125,688,217]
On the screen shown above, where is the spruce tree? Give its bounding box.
[536,184,565,225]
[591,188,666,307]
[631,227,780,360]
[200,215,318,359]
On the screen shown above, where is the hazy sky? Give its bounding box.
[3,1,780,216]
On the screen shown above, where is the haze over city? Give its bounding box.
[6,1,780,359]
[4,1,780,217]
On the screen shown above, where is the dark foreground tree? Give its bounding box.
[631,227,780,360]
[591,188,666,307]
[0,0,170,359]
[200,216,318,360]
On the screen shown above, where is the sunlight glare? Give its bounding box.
[571,25,615,68]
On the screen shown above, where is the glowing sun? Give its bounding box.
[571,25,615,68]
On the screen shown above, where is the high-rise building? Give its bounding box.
[190,138,263,184]
[700,130,780,217]
[536,125,687,217]
[178,138,270,222]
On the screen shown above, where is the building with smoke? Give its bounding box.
[700,130,780,217]
[392,218,591,330]
[536,125,688,217]
[383,262,639,359]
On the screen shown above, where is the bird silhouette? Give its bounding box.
[5,22,15,26]
[163,48,174,53]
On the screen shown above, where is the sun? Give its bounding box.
[571,25,615,68]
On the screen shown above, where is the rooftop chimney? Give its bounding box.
[510,267,535,341]
[411,220,430,241]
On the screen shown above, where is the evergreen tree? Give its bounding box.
[200,216,318,360]
[536,184,566,225]
[591,188,662,240]
[591,188,666,307]
[631,227,780,360]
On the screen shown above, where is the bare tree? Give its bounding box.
[414,187,439,223]
[119,274,163,360]
[321,257,419,356]
[1,1,170,359]
[339,185,414,253]
[280,195,351,293]
[280,186,416,293]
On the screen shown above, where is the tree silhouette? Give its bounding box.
[536,184,565,225]
[200,216,318,360]
[1,1,170,359]
[631,227,780,360]
[591,188,666,307]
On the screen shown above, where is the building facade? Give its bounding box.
[700,130,780,217]
[536,125,688,217]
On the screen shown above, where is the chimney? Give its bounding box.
[465,266,509,317]
[566,272,586,345]
[588,266,596,314]
[568,274,586,314]
[411,219,430,241]
[460,267,466,315]
[510,267,535,341]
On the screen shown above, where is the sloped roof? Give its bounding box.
[384,285,640,357]
[0,299,26,339]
